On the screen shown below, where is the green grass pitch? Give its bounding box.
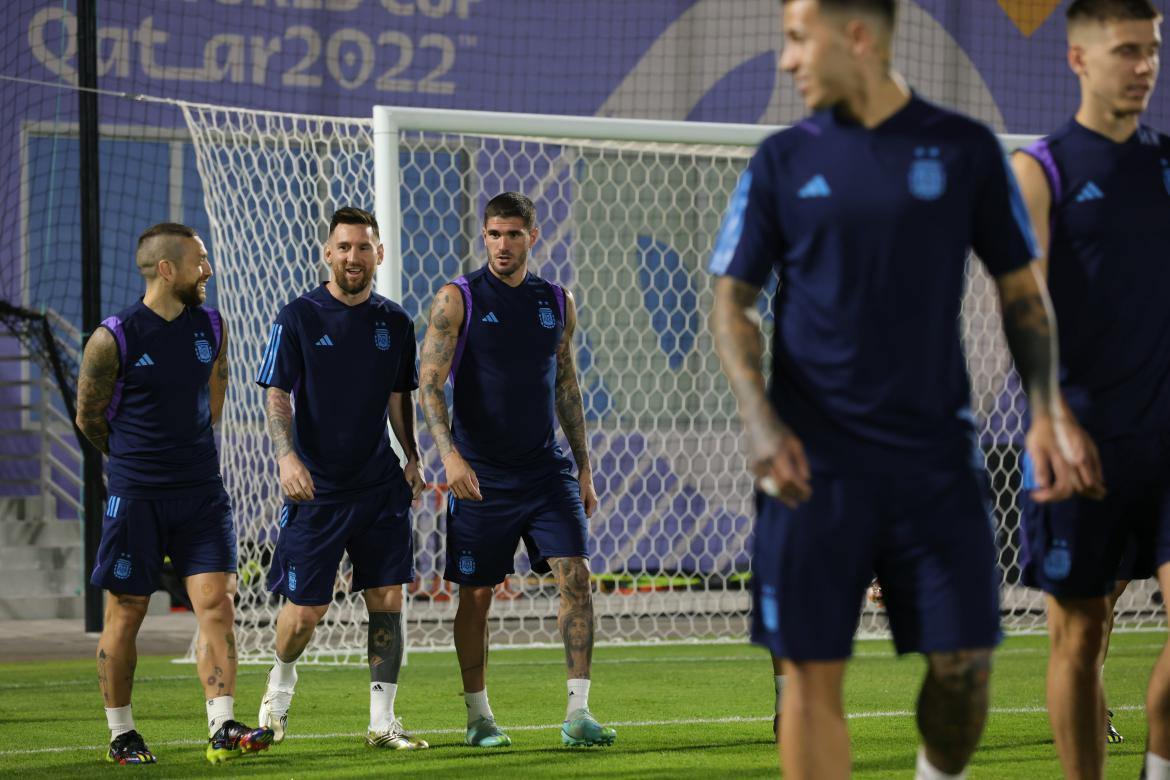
[0,632,1159,778]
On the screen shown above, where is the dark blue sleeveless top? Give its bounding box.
[100,299,223,497]
[449,266,572,484]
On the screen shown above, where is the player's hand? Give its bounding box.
[404,458,425,501]
[1054,415,1106,500]
[749,415,812,509]
[1024,413,1080,503]
[278,452,315,502]
[578,467,599,518]
[442,450,482,501]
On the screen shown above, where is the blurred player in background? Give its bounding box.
[1011,0,1169,776]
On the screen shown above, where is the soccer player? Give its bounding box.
[254,207,428,750]
[709,1,1101,778]
[419,192,616,748]
[1010,1,1169,775]
[76,223,273,765]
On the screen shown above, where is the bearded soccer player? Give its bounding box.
[419,192,615,748]
[709,1,1101,777]
[255,207,427,751]
[76,223,273,765]
[1012,1,1170,776]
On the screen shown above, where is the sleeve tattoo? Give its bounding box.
[265,386,295,459]
[75,328,118,454]
[419,287,459,458]
[554,318,591,473]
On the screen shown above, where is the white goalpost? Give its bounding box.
[178,101,1164,664]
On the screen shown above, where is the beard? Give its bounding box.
[333,265,373,295]
[176,280,205,307]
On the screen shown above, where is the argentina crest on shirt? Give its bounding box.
[374,321,390,351]
[909,146,946,200]
[194,330,213,363]
[538,305,556,329]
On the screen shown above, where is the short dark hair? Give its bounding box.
[781,0,896,27]
[137,222,197,249]
[1067,0,1160,24]
[483,192,536,229]
[136,223,199,277]
[329,207,380,240]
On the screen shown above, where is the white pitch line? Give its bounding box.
[0,705,1147,758]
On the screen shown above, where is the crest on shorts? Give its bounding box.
[458,551,476,576]
[908,146,945,201]
[538,305,556,329]
[114,556,132,580]
[1043,539,1071,581]
[374,322,390,351]
[1162,159,1170,196]
[194,330,213,363]
[288,566,298,592]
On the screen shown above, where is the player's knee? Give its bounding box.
[1049,598,1107,661]
[553,558,593,605]
[105,592,150,628]
[926,649,992,696]
[287,604,327,635]
[363,584,403,612]
[456,585,494,617]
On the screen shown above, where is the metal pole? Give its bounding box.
[77,0,105,633]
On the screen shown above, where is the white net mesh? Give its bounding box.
[180,103,1163,663]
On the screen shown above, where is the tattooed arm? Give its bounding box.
[209,318,230,426]
[266,386,314,501]
[76,327,119,454]
[389,390,424,500]
[419,283,481,500]
[553,290,598,518]
[710,276,811,508]
[995,264,1101,500]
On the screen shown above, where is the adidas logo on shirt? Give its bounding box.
[481,312,500,323]
[134,354,155,367]
[798,174,831,199]
[1075,181,1104,202]
[315,335,334,346]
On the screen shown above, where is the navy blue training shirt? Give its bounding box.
[256,284,418,505]
[101,300,224,497]
[709,95,1038,474]
[448,266,573,484]
[1021,121,1170,440]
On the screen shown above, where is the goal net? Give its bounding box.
[179,102,1163,663]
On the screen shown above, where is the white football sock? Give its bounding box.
[464,689,493,724]
[105,704,135,740]
[270,654,298,689]
[567,678,591,717]
[206,695,235,735]
[1146,751,1170,780]
[916,747,966,780]
[370,682,398,731]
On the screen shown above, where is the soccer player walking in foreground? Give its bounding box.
[419,192,615,748]
[255,207,428,751]
[76,223,273,765]
[1012,1,1170,776]
[709,1,1101,778]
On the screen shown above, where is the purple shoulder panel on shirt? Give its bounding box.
[451,276,472,382]
[99,315,126,421]
[204,307,223,357]
[550,282,566,325]
[1019,138,1062,203]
